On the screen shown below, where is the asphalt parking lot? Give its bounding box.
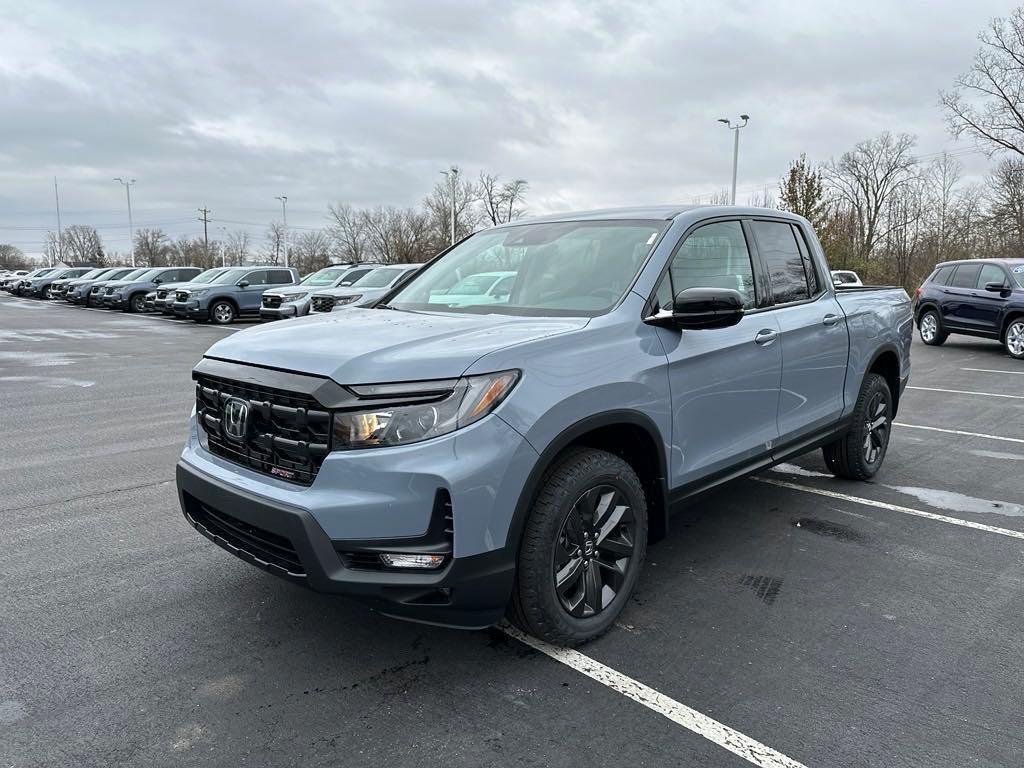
[2,294,1023,768]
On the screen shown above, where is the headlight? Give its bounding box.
[332,370,519,449]
[189,289,208,298]
[281,292,307,302]
[333,294,362,306]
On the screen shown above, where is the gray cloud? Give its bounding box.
[0,0,1016,257]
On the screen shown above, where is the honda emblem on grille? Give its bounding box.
[223,397,249,441]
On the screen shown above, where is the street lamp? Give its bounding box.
[440,166,458,246]
[717,115,750,205]
[113,177,136,266]
[275,195,288,267]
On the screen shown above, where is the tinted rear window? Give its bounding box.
[751,220,811,304]
[931,265,955,285]
[950,263,981,288]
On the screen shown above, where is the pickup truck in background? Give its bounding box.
[177,205,912,645]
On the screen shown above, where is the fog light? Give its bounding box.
[379,553,447,569]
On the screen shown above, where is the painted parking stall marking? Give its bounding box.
[907,385,1024,400]
[961,367,1024,376]
[758,478,1024,540]
[894,422,1024,445]
[502,625,810,768]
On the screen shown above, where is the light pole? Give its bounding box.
[275,195,288,267]
[440,166,458,245]
[114,177,136,266]
[717,115,749,205]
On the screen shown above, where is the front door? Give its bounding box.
[652,220,782,489]
[967,263,1011,334]
[238,270,270,312]
[941,263,982,329]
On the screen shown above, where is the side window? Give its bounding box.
[161,270,179,282]
[243,270,269,286]
[751,220,811,304]
[931,265,954,285]
[270,270,294,284]
[950,264,981,289]
[661,220,757,309]
[491,276,515,297]
[978,264,1007,288]
[791,225,820,296]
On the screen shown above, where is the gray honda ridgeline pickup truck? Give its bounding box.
[177,206,912,645]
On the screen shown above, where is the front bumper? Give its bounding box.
[102,295,125,308]
[259,304,298,320]
[177,410,538,628]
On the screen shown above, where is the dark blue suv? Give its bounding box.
[915,259,1024,359]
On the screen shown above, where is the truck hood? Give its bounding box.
[204,307,589,383]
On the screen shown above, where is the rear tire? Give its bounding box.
[823,372,892,481]
[209,301,235,325]
[918,309,947,346]
[508,448,647,646]
[1005,319,1024,360]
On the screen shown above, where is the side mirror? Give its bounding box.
[985,281,1008,293]
[153,277,163,284]
[647,287,745,330]
[237,279,250,288]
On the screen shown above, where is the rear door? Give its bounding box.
[749,219,848,447]
[941,263,982,329]
[653,219,782,488]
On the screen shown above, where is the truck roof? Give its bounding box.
[500,205,807,227]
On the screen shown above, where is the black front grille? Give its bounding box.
[186,497,305,575]
[263,295,282,308]
[176,291,189,302]
[311,296,335,313]
[157,289,168,300]
[196,374,332,486]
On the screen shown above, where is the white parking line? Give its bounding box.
[962,367,1024,376]
[907,385,1024,400]
[758,478,1024,540]
[894,422,1024,444]
[502,624,809,768]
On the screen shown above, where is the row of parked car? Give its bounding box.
[0,261,435,325]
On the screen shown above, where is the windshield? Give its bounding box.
[390,220,666,315]
[80,268,108,279]
[130,269,160,281]
[192,269,226,284]
[211,268,250,284]
[354,267,406,288]
[446,274,505,294]
[303,267,350,287]
[118,268,149,281]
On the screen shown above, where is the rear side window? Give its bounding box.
[751,220,811,304]
[950,263,981,288]
[978,264,1007,288]
[791,226,820,295]
[269,270,294,284]
[664,220,757,309]
[930,265,955,285]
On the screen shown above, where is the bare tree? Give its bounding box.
[986,157,1024,256]
[134,228,171,267]
[424,167,480,250]
[824,132,918,263]
[261,221,285,265]
[170,236,208,269]
[477,172,529,226]
[0,244,28,270]
[941,9,1024,156]
[327,203,369,263]
[224,230,250,266]
[361,206,433,264]
[292,229,333,273]
[778,154,828,227]
[61,225,105,266]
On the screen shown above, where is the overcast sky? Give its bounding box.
[1,0,1018,259]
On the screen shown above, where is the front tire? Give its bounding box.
[127,293,146,313]
[918,309,947,346]
[508,448,647,646]
[1005,319,1024,360]
[823,372,892,481]
[209,301,235,325]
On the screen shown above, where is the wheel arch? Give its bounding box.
[510,410,670,554]
[915,301,941,326]
[999,310,1024,342]
[866,345,902,416]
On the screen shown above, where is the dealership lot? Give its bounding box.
[2,294,1023,767]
